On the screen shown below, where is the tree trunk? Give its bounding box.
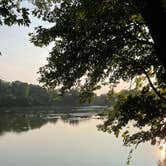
[140,0,166,70]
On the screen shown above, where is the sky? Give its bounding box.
[0,16,49,85]
[0,13,128,95]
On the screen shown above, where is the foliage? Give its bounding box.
[0,79,109,108]
[98,89,166,146]
[29,0,166,148]
[0,79,50,107]
[0,0,30,26]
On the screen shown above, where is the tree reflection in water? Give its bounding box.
[0,112,93,136]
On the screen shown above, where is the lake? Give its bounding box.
[0,111,163,166]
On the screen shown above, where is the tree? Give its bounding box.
[0,79,108,108]
[136,0,166,69]
[29,0,166,148]
[0,79,52,107]
[0,0,165,149]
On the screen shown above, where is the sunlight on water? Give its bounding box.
[160,144,166,160]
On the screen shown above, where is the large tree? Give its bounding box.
[0,0,163,149]
[29,0,166,147]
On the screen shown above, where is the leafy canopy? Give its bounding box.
[30,0,164,90]
[29,0,166,147]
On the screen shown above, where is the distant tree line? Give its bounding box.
[0,80,109,108]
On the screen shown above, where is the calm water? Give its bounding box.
[0,112,163,166]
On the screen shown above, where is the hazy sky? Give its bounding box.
[0,16,49,84]
[0,15,128,95]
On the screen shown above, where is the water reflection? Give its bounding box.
[0,111,163,166]
[0,112,96,136]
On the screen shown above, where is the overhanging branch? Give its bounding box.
[142,68,166,102]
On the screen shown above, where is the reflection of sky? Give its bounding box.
[0,118,160,166]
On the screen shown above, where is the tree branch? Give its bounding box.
[142,68,166,102]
